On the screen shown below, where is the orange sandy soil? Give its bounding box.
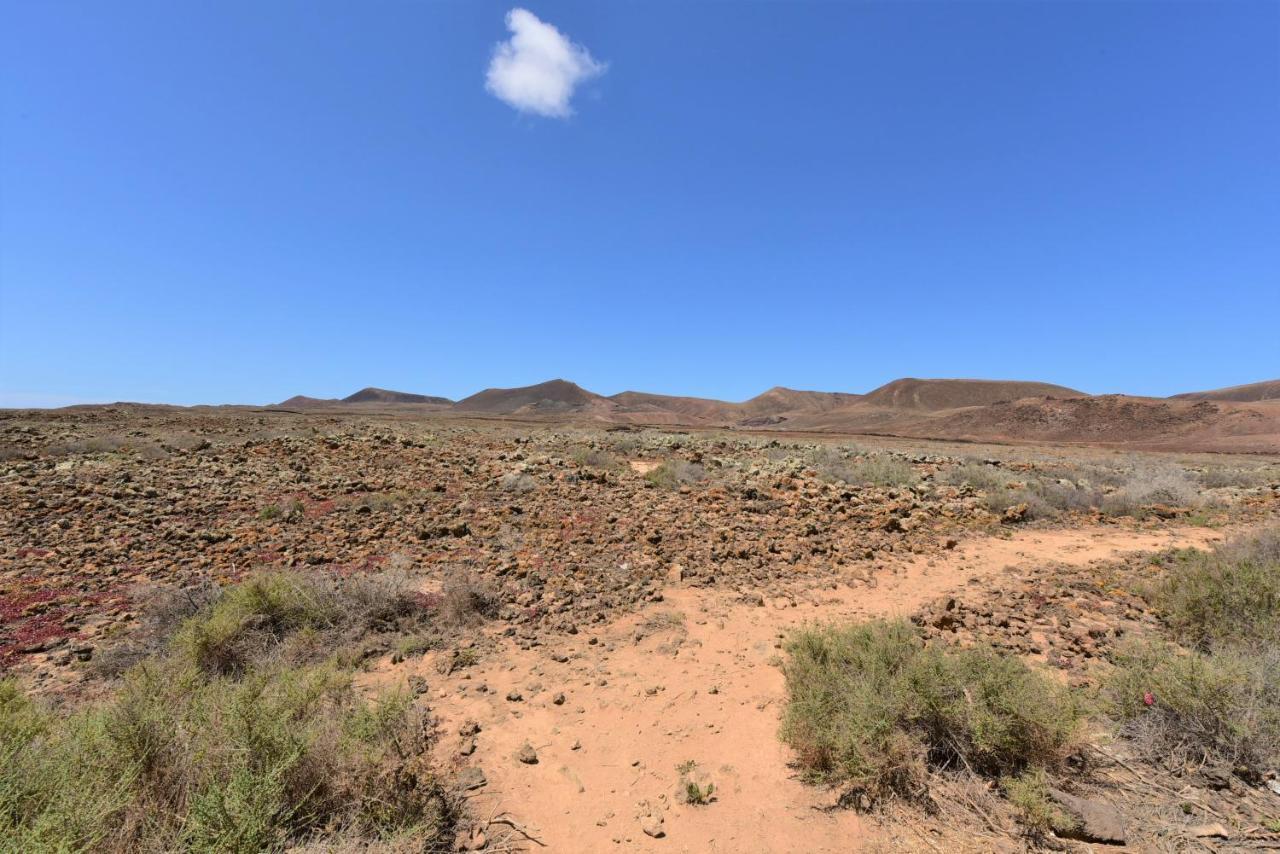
[360,525,1223,853]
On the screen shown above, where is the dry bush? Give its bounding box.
[645,459,706,489]
[175,573,343,676]
[162,433,213,452]
[91,581,220,678]
[602,432,642,456]
[1152,529,1280,650]
[815,451,916,488]
[0,663,457,852]
[1102,464,1200,516]
[131,442,169,462]
[0,570,470,850]
[1107,529,1280,778]
[1025,477,1103,514]
[780,619,1082,806]
[940,461,1015,494]
[258,497,305,522]
[45,435,131,457]
[436,570,500,627]
[1106,640,1280,777]
[944,461,1104,519]
[571,446,622,470]
[1195,466,1269,489]
[345,492,403,514]
[149,569,458,678]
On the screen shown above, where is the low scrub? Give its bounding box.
[1106,639,1280,776]
[1107,529,1280,776]
[944,463,1104,519]
[1101,464,1200,517]
[779,619,1082,804]
[0,571,461,852]
[176,573,343,675]
[102,570,453,682]
[258,497,305,523]
[819,453,917,489]
[1002,768,1078,837]
[1151,529,1280,650]
[571,446,622,471]
[0,668,453,853]
[1195,466,1270,489]
[941,461,1015,494]
[644,459,706,489]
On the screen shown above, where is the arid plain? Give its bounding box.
[2,377,1279,852]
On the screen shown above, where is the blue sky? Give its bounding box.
[1,0,1277,407]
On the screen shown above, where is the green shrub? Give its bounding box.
[1106,530,1280,776]
[175,573,341,676]
[840,454,917,488]
[683,778,715,806]
[1152,530,1280,651]
[779,620,1081,804]
[675,760,716,805]
[1105,639,1280,776]
[941,462,1015,494]
[0,665,454,853]
[1002,768,1077,837]
[815,451,916,488]
[258,498,304,522]
[1,569,461,852]
[645,459,705,489]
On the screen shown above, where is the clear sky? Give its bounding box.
[1,1,1277,407]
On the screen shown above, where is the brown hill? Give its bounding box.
[739,387,863,418]
[771,394,1280,453]
[609,386,864,426]
[926,395,1280,452]
[1172,379,1280,403]
[342,387,451,405]
[454,379,616,415]
[277,395,339,409]
[860,378,1085,411]
[610,391,738,423]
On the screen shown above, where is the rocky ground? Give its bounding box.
[2,406,1279,850]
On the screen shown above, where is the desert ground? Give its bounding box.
[2,403,1278,852]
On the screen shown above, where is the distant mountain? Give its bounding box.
[609,386,863,425]
[342,387,452,405]
[1171,379,1280,403]
[278,395,340,409]
[859,378,1085,411]
[740,386,863,418]
[610,391,740,422]
[257,375,1277,452]
[454,379,615,415]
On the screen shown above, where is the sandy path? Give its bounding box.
[362,524,1223,853]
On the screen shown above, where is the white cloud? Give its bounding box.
[485,8,605,118]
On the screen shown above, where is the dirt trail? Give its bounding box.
[362,525,1223,853]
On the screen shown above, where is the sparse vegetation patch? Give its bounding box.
[0,570,461,853]
[780,619,1082,805]
[1107,528,1280,777]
